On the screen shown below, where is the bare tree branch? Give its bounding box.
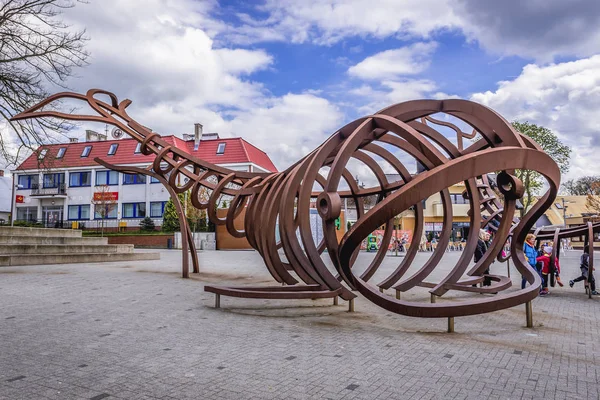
[0,0,88,166]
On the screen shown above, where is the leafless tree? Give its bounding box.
[91,185,117,237]
[0,0,88,165]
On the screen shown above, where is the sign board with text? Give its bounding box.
[93,192,119,202]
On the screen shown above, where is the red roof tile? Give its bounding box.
[16,136,278,173]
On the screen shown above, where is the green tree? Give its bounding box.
[184,188,208,232]
[562,176,600,195]
[161,198,180,232]
[584,181,600,216]
[512,121,571,215]
[139,216,156,232]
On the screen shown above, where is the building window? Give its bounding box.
[69,171,91,187]
[56,147,66,159]
[42,173,65,188]
[122,202,146,218]
[68,205,90,220]
[108,143,118,156]
[81,146,92,157]
[16,206,37,221]
[38,149,48,160]
[150,168,169,183]
[150,201,166,217]
[17,174,39,189]
[450,194,467,204]
[217,143,226,154]
[134,143,142,154]
[123,173,146,185]
[95,170,119,186]
[94,204,117,219]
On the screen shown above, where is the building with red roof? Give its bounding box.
[11,131,277,228]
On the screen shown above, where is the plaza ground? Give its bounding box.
[1,249,599,399]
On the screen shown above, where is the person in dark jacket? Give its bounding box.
[569,246,598,295]
[474,229,492,286]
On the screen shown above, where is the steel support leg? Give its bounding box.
[525,301,533,328]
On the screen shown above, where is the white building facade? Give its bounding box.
[12,133,277,229]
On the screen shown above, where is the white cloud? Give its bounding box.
[348,42,437,80]
[214,48,273,75]
[61,0,271,111]
[348,79,438,114]
[344,41,440,114]
[21,0,344,171]
[471,55,600,181]
[226,0,460,45]
[227,93,344,169]
[222,0,600,61]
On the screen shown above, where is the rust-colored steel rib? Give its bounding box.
[94,159,199,277]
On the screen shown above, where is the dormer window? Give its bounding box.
[134,143,141,154]
[81,146,92,157]
[108,143,118,156]
[56,147,66,159]
[38,149,48,160]
[216,142,226,154]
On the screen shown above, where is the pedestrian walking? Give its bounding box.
[474,229,492,286]
[569,245,598,295]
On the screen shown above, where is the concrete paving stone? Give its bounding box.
[1,249,600,399]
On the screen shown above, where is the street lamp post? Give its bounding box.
[10,174,15,227]
[561,197,568,228]
[394,216,399,257]
[10,176,23,227]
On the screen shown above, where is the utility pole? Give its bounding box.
[10,174,15,227]
[394,216,399,256]
[562,197,568,228]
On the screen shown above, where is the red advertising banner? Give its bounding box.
[93,192,118,201]
[15,195,24,203]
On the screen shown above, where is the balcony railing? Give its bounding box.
[30,183,67,196]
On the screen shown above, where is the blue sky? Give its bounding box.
[250,33,525,103]
[4,0,600,182]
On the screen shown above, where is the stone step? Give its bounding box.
[0,236,109,245]
[0,226,82,237]
[0,252,160,267]
[0,244,133,255]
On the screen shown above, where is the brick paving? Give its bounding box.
[1,249,599,399]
